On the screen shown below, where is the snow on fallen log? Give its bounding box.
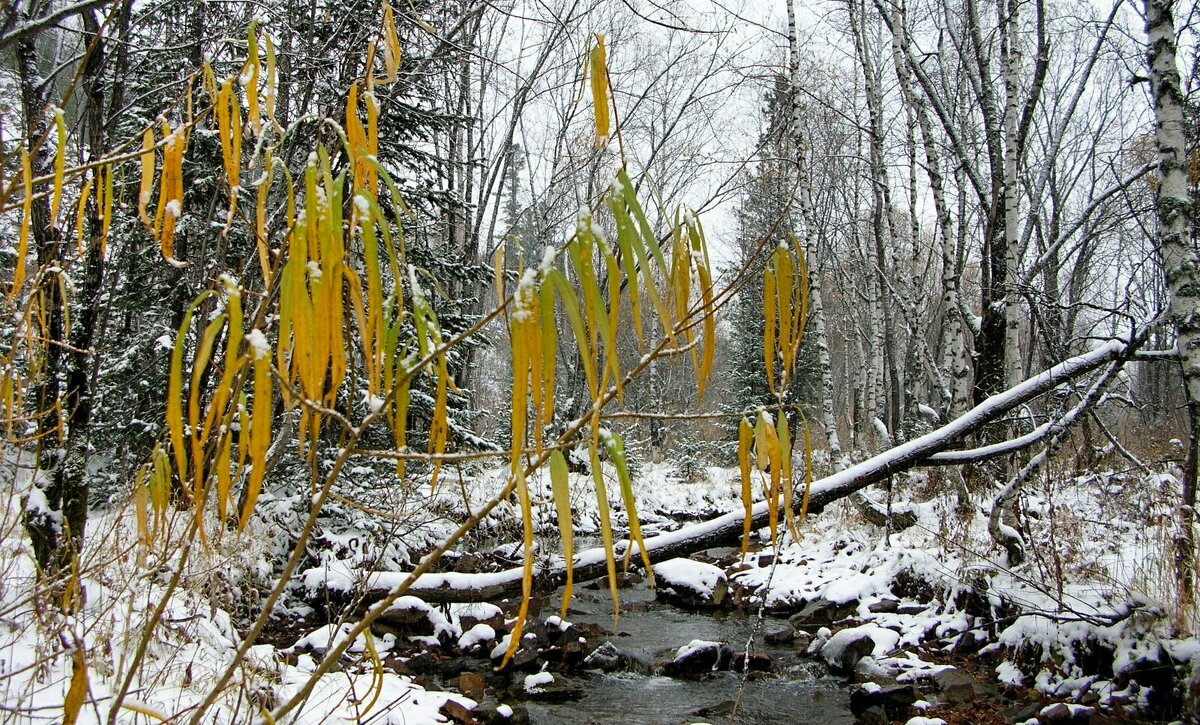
[308,338,1135,606]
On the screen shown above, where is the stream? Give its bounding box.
[517,578,856,724]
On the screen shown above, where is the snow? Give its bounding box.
[246,328,270,359]
[523,671,554,693]
[291,623,368,654]
[496,703,514,717]
[654,558,725,596]
[457,623,496,649]
[819,624,900,664]
[673,639,721,662]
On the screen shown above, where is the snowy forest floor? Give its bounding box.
[0,452,1198,723]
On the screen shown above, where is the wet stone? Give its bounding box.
[404,651,440,675]
[788,596,858,629]
[853,704,888,725]
[514,672,583,702]
[731,651,775,673]
[439,698,475,724]
[472,699,530,724]
[868,598,899,614]
[849,683,917,721]
[930,666,976,705]
[662,640,733,678]
[582,641,627,672]
[764,623,796,645]
[456,671,486,701]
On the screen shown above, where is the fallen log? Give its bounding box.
[305,337,1137,606]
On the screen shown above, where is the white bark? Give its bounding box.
[1002,0,1024,388]
[788,0,849,472]
[1144,0,1200,619]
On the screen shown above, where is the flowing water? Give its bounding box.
[524,578,856,724]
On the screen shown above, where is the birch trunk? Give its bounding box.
[1144,0,1200,621]
[886,5,973,420]
[1001,0,1024,388]
[788,0,849,472]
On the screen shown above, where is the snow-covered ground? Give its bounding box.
[0,454,1195,722]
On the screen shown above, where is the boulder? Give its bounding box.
[819,624,901,673]
[731,652,775,673]
[471,699,530,724]
[929,667,975,705]
[764,623,796,645]
[662,639,732,677]
[789,596,858,629]
[849,682,918,721]
[456,672,486,701]
[454,602,506,631]
[653,558,728,608]
[582,641,628,672]
[515,672,582,702]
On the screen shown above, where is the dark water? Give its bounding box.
[525,580,855,725]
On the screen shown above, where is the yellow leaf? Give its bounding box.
[776,246,793,374]
[62,643,88,725]
[138,128,155,231]
[239,330,271,532]
[50,107,66,226]
[762,413,781,547]
[264,35,280,131]
[493,241,506,309]
[589,35,610,148]
[255,154,275,284]
[243,21,262,134]
[763,265,776,394]
[190,312,227,543]
[602,430,653,584]
[590,442,620,625]
[780,412,800,542]
[134,466,149,561]
[99,162,113,256]
[738,417,753,559]
[539,282,556,427]
[75,175,93,255]
[11,149,31,298]
[381,4,402,83]
[799,423,814,526]
[549,450,574,618]
[168,294,213,491]
[546,268,596,396]
[500,468,535,669]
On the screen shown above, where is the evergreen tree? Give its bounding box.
[725,74,820,429]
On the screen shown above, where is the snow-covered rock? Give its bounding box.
[653,557,728,608]
[662,639,732,677]
[820,624,901,672]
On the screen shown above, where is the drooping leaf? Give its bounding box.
[602,430,653,584]
[590,443,620,624]
[49,107,65,226]
[501,469,535,668]
[589,35,610,147]
[549,450,574,618]
[62,642,88,725]
[11,149,31,298]
[239,328,272,532]
[138,128,155,230]
[738,417,754,559]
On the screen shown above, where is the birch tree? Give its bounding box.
[1143,0,1200,618]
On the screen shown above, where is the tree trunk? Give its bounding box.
[17,1,68,576]
[788,0,848,472]
[1144,0,1199,624]
[319,340,1140,605]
